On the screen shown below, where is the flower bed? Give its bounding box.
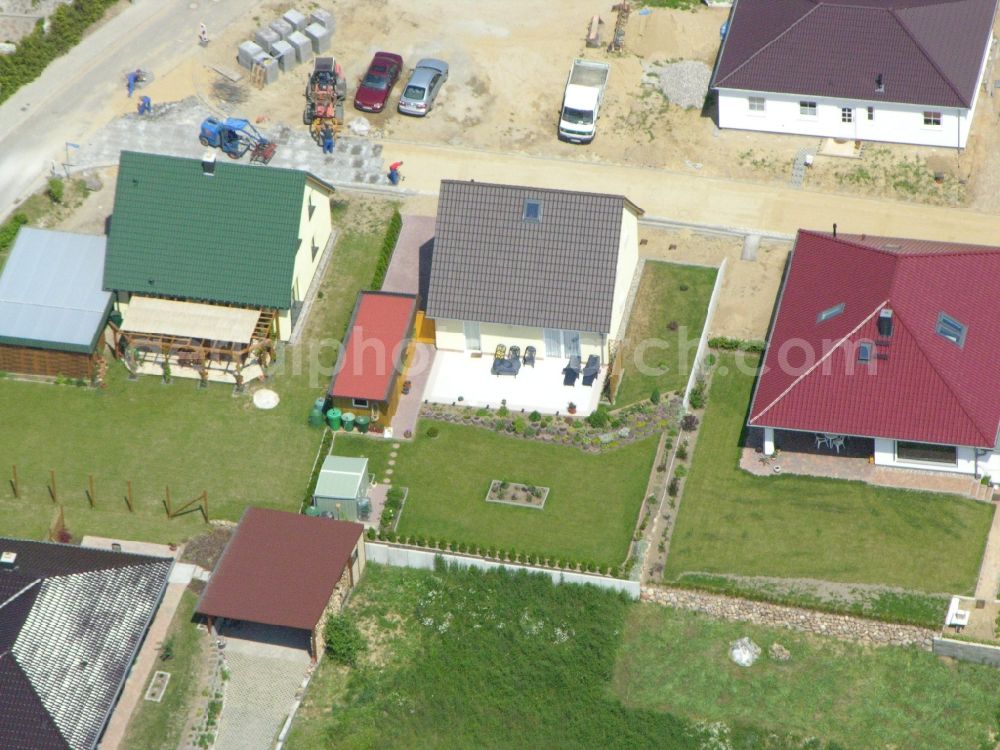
[486,480,549,509]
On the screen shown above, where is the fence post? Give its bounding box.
[87,474,95,508]
[203,491,209,522]
[10,465,18,498]
[125,480,134,512]
[165,485,172,518]
[49,469,58,504]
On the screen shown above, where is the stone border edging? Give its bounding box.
[641,586,934,649]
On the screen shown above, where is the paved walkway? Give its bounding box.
[215,623,311,750]
[975,502,1000,601]
[381,214,434,296]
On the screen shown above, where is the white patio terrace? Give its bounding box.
[424,350,605,416]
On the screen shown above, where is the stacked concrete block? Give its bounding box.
[272,40,296,72]
[310,9,334,32]
[282,9,308,32]
[253,52,280,85]
[304,23,331,54]
[287,31,312,64]
[255,27,280,52]
[237,41,264,70]
[269,18,294,40]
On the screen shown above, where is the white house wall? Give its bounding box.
[717,89,971,148]
[608,206,639,342]
[873,437,980,476]
[434,318,605,359]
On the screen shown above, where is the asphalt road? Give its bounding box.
[0,0,261,221]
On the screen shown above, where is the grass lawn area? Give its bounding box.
[615,261,717,407]
[0,199,394,543]
[122,589,206,750]
[333,423,657,568]
[614,603,1000,749]
[665,354,993,595]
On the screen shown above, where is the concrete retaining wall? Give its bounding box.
[682,256,727,411]
[364,542,640,599]
[932,637,1000,667]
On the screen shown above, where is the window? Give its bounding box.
[350,547,359,563]
[896,441,957,465]
[816,303,845,323]
[867,106,874,121]
[857,341,872,363]
[748,96,765,113]
[352,398,369,408]
[799,101,817,116]
[841,107,853,123]
[936,312,967,347]
[923,111,942,126]
[523,199,541,222]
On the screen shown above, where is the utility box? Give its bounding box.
[269,18,294,40]
[271,40,296,72]
[237,41,264,70]
[310,9,335,32]
[254,27,280,52]
[282,9,308,31]
[252,52,280,85]
[304,23,331,54]
[286,31,312,64]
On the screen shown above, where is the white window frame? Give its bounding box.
[748,96,765,114]
[352,398,370,409]
[923,111,942,127]
[799,101,817,117]
[841,107,853,124]
[866,106,874,121]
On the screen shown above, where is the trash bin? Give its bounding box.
[308,407,324,427]
[356,415,370,434]
[305,506,321,517]
[313,397,327,413]
[342,412,356,431]
[326,407,342,430]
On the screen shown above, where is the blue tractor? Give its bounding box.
[198,117,277,164]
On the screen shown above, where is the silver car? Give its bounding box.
[398,59,449,116]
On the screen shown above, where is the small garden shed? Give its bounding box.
[0,227,112,380]
[312,455,373,521]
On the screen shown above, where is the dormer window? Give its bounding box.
[936,312,966,347]
[857,341,872,363]
[522,199,541,222]
[817,303,844,324]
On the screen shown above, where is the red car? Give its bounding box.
[353,51,404,113]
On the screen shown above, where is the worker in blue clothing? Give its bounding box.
[322,125,335,154]
[126,69,142,97]
[137,96,152,115]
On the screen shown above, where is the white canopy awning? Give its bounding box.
[121,296,260,343]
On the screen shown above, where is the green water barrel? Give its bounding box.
[314,397,327,413]
[356,415,370,434]
[305,506,321,517]
[342,412,356,431]
[327,407,342,429]
[308,407,324,427]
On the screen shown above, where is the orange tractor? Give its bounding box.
[304,57,347,145]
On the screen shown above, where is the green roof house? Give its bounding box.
[104,151,335,381]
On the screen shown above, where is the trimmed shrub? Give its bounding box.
[676,440,688,460]
[529,410,542,422]
[688,379,707,410]
[426,426,440,438]
[650,388,660,405]
[674,464,687,479]
[681,414,700,432]
[708,336,765,353]
[324,614,366,667]
[667,477,680,497]
[586,405,610,429]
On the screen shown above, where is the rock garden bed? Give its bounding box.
[486,480,549,509]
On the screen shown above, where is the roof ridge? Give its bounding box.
[889,5,968,106]
[814,230,1000,257]
[440,179,642,213]
[798,230,901,258]
[886,301,994,445]
[751,301,888,423]
[0,579,40,611]
[715,2,822,87]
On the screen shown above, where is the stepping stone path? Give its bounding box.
[390,451,398,458]
[388,459,396,466]
[392,443,401,449]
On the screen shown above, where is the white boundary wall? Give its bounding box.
[365,542,640,599]
[683,257,727,411]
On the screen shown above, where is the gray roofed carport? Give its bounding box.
[0,228,112,353]
[426,180,643,333]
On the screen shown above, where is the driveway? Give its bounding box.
[215,622,311,750]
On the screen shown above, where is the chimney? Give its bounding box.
[875,73,884,92]
[832,222,837,238]
[0,551,16,570]
[878,308,894,338]
[201,152,216,176]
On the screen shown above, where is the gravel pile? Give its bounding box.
[650,60,712,109]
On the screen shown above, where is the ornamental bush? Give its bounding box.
[324,615,366,667]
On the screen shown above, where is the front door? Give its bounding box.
[463,321,481,352]
[563,330,581,358]
[543,328,562,358]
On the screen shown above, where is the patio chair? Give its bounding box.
[814,434,830,450]
[830,435,846,454]
[523,346,536,367]
[508,345,521,362]
[494,343,506,361]
[581,354,600,387]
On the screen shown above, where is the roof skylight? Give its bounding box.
[522,199,541,222]
[817,302,845,324]
[936,312,967,347]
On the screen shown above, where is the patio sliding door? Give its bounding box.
[463,321,481,352]
[563,330,581,358]
[543,328,563,358]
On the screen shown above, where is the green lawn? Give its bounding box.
[122,590,205,750]
[0,200,393,543]
[665,354,994,595]
[614,603,1000,749]
[615,261,717,407]
[334,423,657,567]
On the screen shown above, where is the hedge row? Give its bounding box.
[364,528,625,577]
[0,0,119,105]
[707,336,765,353]
[0,213,27,255]
[370,209,403,290]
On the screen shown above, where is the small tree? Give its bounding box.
[650,388,660,405]
[47,177,64,204]
[324,614,366,667]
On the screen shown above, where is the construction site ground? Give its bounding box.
[86,0,1000,211]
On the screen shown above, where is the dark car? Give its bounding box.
[354,51,404,113]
